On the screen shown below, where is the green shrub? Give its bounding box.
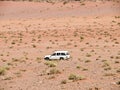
[45,61,57,67]
[0,67,6,75]
[47,68,61,75]
[102,61,110,67]
[68,74,85,81]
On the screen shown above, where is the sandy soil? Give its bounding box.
[0,1,120,90]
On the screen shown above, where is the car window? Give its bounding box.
[57,53,60,56]
[61,53,65,55]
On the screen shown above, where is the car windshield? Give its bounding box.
[52,53,56,56]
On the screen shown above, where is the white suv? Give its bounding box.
[44,51,70,60]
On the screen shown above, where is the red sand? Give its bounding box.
[0,1,120,90]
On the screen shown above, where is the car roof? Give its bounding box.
[54,51,69,53]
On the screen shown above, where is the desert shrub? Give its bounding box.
[104,67,111,71]
[85,60,91,63]
[115,16,120,18]
[81,3,85,5]
[61,80,67,84]
[4,77,13,80]
[68,74,85,81]
[117,23,120,25]
[11,41,15,45]
[12,58,18,62]
[48,75,55,79]
[116,56,120,59]
[36,57,41,63]
[76,65,81,69]
[110,56,114,59]
[0,67,6,75]
[102,61,110,67]
[45,61,57,67]
[47,68,61,75]
[115,42,119,44]
[82,68,88,71]
[104,73,116,76]
[116,69,120,73]
[14,72,22,77]
[63,1,68,5]
[32,44,36,48]
[115,61,119,63]
[116,81,120,85]
[80,36,84,40]
[86,54,91,57]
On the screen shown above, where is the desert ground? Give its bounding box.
[0,0,120,90]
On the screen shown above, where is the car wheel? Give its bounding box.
[60,57,64,60]
[45,57,50,60]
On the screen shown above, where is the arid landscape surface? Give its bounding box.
[0,0,120,90]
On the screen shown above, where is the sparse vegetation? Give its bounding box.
[116,69,120,73]
[116,81,120,85]
[36,57,41,63]
[47,68,61,75]
[0,67,6,75]
[68,74,85,81]
[76,65,81,69]
[85,60,91,63]
[0,1,120,90]
[45,61,57,67]
[61,80,67,84]
[86,54,91,57]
